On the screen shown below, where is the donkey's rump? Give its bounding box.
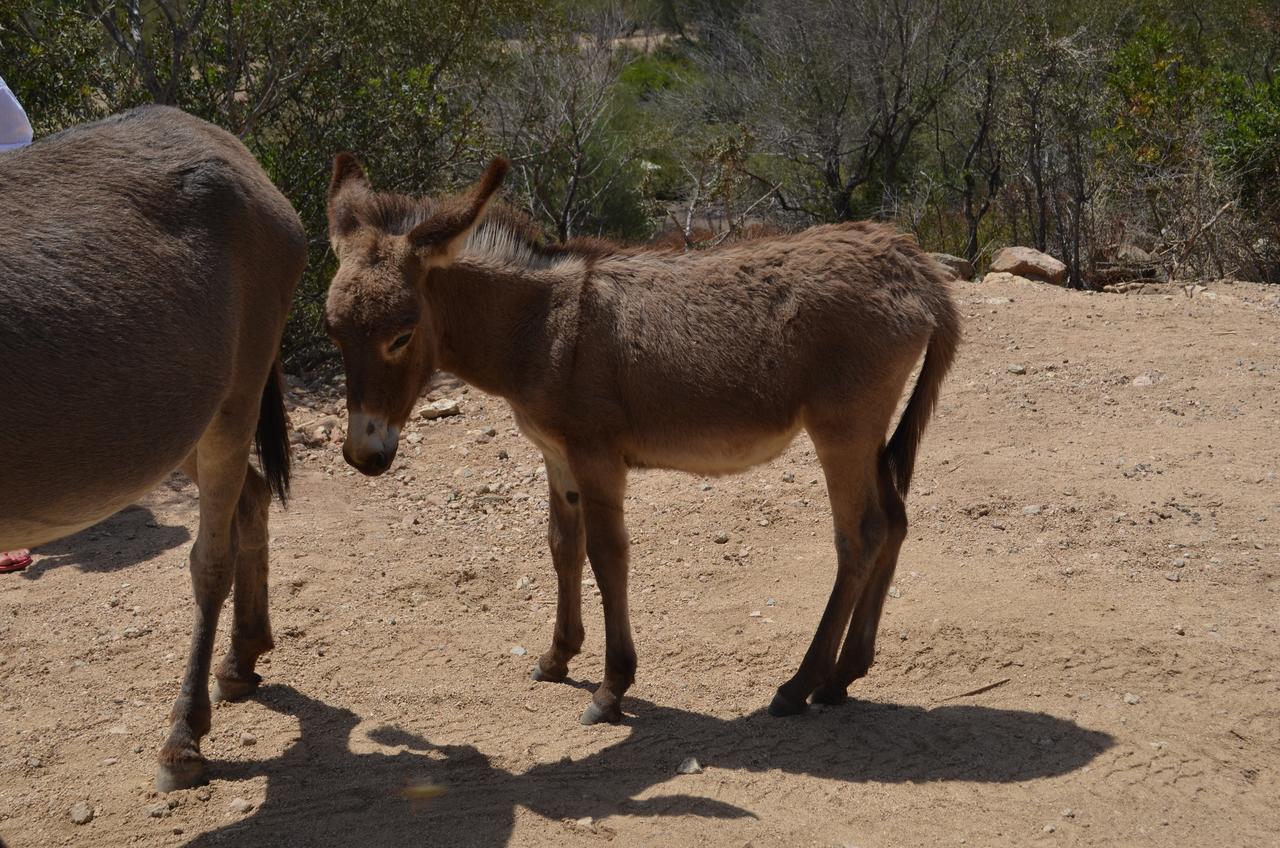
[0,106,300,546]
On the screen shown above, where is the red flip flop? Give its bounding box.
[0,550,33,573]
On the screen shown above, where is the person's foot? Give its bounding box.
[0,550,32,573]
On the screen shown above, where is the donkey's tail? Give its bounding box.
[254,359,292,505]
[884,298,961,498]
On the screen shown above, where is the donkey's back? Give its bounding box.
[565,222,958,474]
[0,105,303,547]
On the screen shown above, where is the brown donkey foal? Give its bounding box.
[325,155,960,724]
[0,107,305,789]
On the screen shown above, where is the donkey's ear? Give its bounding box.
[327,152,371,248]
[407,157,509,267]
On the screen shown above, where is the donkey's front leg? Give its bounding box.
[570,453,635,725]
[156,445,247,791]
[532,454,586,683]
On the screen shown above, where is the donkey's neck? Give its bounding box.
[424,258,566,402]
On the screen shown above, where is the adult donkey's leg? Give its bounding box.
[212,466,274,702]
[769,424,884,717]
[156,422,254,791]
[812,458,908,704]
[532,454,587,683]
[569,452,634,725]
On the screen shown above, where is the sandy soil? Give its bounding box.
[1,276,1278,848]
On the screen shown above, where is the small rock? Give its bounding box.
[749,610,762,618]
[240,732,257,747]
[196,788,212,802]
[1164,571,1181,582]
[1007,364,1027,375]
[676,757,703,774]
[229,797,254,815]
[100,757,118,767]
[1174,623,1185,636]
[482,427,497,437]
[515,575,531,590]
[419,399,461,420]
[1171,557,1187,568]
[574,816,594,828]
[713,531,730,544]
[781,471,795,483]
[887,585,901,598]
[1043,824,1056,833]
[1124,692,1141,705]
[26,757,41,768]
[929,252,975,280]
[1062,808,1075,818]
[1023,504,1042,515]
[70,801,94,825]
[147,802,172,818]
[511,645,528,656]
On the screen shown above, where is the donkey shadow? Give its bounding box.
[21,504,191,579]
[183,684,1113,848]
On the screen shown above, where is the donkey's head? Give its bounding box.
[324,154,508,475]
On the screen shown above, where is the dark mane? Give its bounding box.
[350,184,797,267]
[352,192,436,235]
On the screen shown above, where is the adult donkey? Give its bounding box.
[324,155,959,724]
[0,106,305,789]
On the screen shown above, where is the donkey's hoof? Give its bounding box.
[212,672,262,702]
[810,685,848,706]
[531,659,567,683]
[768,690,808,717]
[580,700,622,726]
[155,753,207,792]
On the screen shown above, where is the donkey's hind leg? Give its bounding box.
[212,466,274,702]
[769,426,885,717]
[156,420,254,791]
[532,454,586,683]
[812,457,908,704]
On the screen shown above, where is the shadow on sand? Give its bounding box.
[183,684,1113,847]
[19,504,191,579]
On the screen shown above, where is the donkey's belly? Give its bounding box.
[624,422,803,476]
[0,478,162,550]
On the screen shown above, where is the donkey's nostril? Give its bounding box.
[366,421,376,435]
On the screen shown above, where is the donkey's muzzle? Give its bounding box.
[345,442,394,476]
[344,412,399,476]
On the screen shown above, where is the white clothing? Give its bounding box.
[0,75,34,152]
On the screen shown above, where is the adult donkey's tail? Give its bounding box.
[254,359,292,505]
[884,298,961,498]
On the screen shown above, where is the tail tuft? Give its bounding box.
[254,360,292,505]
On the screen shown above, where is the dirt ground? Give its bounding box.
[2,275,1278,848]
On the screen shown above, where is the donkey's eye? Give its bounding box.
[389,331,413,353]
